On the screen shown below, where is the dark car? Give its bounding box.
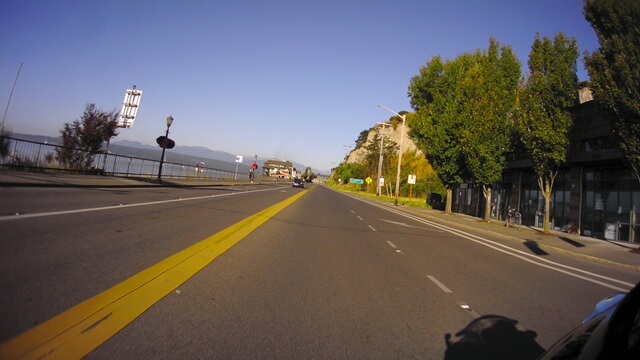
[539,280,640,359]
[444,281,640,360]
[292,177,304,188]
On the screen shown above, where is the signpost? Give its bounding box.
[250,155,258,183]
[408,174,417,203]
[117,86,143,129]
[235,155,243,181]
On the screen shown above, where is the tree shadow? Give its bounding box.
[558,236,585,248]
[524,240,549,256]
[444,315,545,360]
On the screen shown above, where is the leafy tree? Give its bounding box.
[398,149,442,199]
[408,56,462,213]
[302,166,317,182]
[458,39,521,221]
[0,127,12,158]
[332,162,367,185]
[408,55,467,214]
[355,129,370,149]
[363,131,398,184]
[583,0,640,183]
[517,33,579,234]
[409,39,519,217]
[56,104,119,171]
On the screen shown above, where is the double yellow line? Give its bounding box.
[1,189,308,359]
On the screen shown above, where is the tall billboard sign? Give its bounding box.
[117,85,143,129]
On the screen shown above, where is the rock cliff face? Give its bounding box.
[346,122,421,164]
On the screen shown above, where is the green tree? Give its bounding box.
[409,39,520,217]
[583,0,640,183]
[332,162,367,185]
[363,131,398,186]
[0,127,12,158]
[458,39,521,221]
[398,149,442,199]
[302,166,317,182]
[408,54,466,214]
[56,104,119,171]
[355,129,370,149]
[517,33,579,234]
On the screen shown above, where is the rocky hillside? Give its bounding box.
[346,121,422,164]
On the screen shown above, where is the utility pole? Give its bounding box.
[376,122,391,196]
[378,105,407,206]
[343,145,352,159]
[1,62,23,133]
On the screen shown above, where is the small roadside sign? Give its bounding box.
[408,174,416,184]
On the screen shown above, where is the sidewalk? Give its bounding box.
[2,170,638,272]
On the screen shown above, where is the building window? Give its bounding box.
[581,136,613,152]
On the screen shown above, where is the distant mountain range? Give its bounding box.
[10,133,321,174]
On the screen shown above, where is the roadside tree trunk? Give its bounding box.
[482,185,492,222]
[445,188,453,214]
[538,171,557,235]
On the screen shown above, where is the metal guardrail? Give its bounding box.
[0,136,248,181]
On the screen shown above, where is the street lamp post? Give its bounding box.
[157,115,174,181]
[376,122,391,196]
[378,105,406,206]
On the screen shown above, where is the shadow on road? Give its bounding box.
[443,315,545,360]
[523,240,549,256]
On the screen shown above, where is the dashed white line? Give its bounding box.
[457,301,480,319]
[386,241,397,248]
[347,196,635,292]
[357,216,363,221]
[427,275,453,293]
[368,225,377,232]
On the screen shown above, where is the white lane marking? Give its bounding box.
[357,216,363,221]
[0,186,288,221]
[457,301,480,319]
[381,219,412,227]
[387,241,397,249]
[427,275,453,293]
[350,210,356,214]
[379,218,444,232]
[368,225,376,232]
[345,194,635,292]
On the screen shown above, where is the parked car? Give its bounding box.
[292,177,304,188]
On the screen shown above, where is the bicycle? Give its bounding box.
[505,207,522,229]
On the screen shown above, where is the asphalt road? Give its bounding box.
[1,184,638,359]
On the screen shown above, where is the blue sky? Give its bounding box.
[1,0,598,172]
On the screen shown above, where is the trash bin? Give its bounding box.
[427,193,444,210]
[535,212,544,228]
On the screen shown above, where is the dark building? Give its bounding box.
[451,89,639,243]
